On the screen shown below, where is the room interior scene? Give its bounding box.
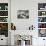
[0,0,46,46]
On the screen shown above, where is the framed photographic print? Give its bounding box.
[0,17,8,22]
[38,17,46,22]
[38,3,46,10]
[0,3,8,10]
[38,29,46,37]
[0,23,8,37]
[0,11,8,16]
[17,10,29,19]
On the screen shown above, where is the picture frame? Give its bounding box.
[17,10,29,19]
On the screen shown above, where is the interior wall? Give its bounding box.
[11,0,38,30]
[11,0,46,46]
[11,0,46,33]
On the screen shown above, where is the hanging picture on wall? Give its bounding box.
[38,29,46,37]
[38,3,46,10]
[38,17,46,22]
[0,11,8,16]
[0,23,8,37]
[0,17,8,22]
[17,10,29,19]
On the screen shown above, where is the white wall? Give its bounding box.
[11,0,46,30]
[11,0,38,30]
[11,0,46,46]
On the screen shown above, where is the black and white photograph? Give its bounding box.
[17,10,29,19]
[38,17,46,22]
[0,11,8,16]
[38,3,46,10]
[0,17,8,22]
[38,29,46,37]
[38,11,46,16]
[0,3,8,10]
